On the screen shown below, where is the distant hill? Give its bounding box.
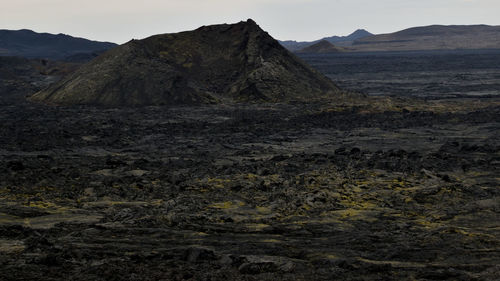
[351,25,500,51]
[280,29,372,51]
[322,29,373,44]
[29,20,340,106]
[0,29,117,60]
[297,40,345,53]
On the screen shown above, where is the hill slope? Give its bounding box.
[297,40,345,53]
[0,29,117,60]
[29,20,340,106]
[352,25,500,51]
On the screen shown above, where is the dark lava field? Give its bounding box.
[299,49,500,99]
[1,52,500,281]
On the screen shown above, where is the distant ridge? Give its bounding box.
[283,25,500,52]
[352,25,500,51]
[29,20,340,106]
[0,29,117,60]
[279,29,372,51]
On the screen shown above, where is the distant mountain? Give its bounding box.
[322,29,373,44]
[297,40,345,53]
[351,25,500,51]
[29,20,340,106]
[279,29,373,51]
[0,29,117,60]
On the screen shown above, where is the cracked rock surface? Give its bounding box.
[0,100,499,280]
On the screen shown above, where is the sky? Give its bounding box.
[2,0,499,44]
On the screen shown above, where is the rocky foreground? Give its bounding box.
[0,99,499,280]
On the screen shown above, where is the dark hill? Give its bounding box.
[297,40,345,53]
[352,25,500,51]
[322,29,373,44]
[0,29,117,60]
[279,29,373,51]
[29,20,340,106]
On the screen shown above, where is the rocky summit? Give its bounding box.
[29,20,339,106]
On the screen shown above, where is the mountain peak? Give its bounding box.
[351,29,369,34]
[346,29,373,40]
[246,18,257,25]
[30,20,340,106]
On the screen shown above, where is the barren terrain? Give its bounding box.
[1,51,499,280]
[299,50,500,98]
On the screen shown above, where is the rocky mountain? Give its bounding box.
[352,25,500,51]
[297,40,345,53]
[280,29,372,51]
[0,29,117,60]
[29,19,340,106]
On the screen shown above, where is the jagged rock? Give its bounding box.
[238,255,296,274]
[183,247,217,263]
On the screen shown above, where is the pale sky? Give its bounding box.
[1,0,499,44]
